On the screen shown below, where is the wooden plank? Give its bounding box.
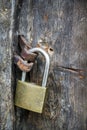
[14,0,87,130]
[0,0,14,130]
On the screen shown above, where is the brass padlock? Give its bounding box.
[15,48,50,113]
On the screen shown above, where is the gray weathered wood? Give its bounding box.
[14,0,87,130]
[1,0,87,130]
[0,0,14,130]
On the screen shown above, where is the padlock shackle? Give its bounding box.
[28,48,50,87]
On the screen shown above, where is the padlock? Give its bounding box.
[15,48,50,113]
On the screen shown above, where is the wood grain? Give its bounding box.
[13,0,87,130]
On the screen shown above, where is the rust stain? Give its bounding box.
[14,55,33,72]
[43,14,48,22]
[79,75,84,79]
[37,43,54,56]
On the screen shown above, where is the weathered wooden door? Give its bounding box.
[0,0,87,130]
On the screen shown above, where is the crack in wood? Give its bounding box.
[54,65,85,79]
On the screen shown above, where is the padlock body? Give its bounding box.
[15,80,47,113]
